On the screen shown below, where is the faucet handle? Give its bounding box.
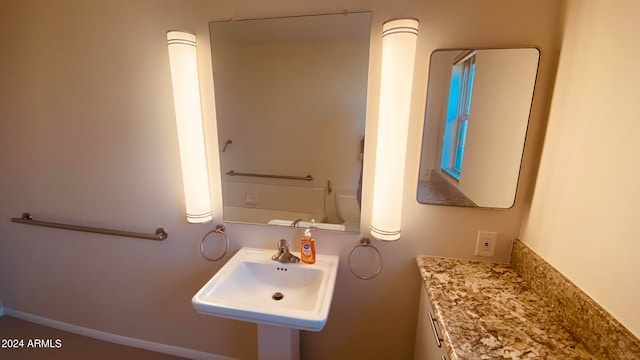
[277,239,289,252]
[272,239,299,263]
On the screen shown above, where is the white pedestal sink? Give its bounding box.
[257,324,299,360]
[192,247,340,359]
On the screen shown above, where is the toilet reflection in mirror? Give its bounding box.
[209,13,371,231]
[335,192,361,232]
[417,48,540,208]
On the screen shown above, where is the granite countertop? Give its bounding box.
[416,256,597,359]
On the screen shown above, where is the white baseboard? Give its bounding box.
[4,308,236,360]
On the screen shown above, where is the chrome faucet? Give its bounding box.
[271,239,300,263]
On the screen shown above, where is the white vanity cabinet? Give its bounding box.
[414,284,448,360]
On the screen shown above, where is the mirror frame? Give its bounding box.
[417,47,540,209]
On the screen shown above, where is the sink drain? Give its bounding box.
[272,292,284,301]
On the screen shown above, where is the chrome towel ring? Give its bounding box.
[348,237,383,280]
[200,224,229,261]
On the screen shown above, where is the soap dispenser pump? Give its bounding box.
[300,220,316,264]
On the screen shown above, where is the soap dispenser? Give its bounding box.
[300,220,316,264]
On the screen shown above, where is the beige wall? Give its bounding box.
[0,0,562,359]
[519,0,640,338]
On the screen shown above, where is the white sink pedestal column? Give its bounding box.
[257,324,300,360]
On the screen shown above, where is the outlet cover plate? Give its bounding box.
[475,231,497,257]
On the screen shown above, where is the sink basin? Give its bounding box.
[192,247,340,331]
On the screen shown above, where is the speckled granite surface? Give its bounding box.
[416,240,640,359]
[417,256,595,359]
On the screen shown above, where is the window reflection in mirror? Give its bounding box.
[209,13,371,231]
[417,48,540,208]
[442,51,476,179]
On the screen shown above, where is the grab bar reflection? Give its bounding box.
[10,213,168,241]
[226,170,313,181]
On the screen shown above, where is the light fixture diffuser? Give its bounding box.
[370,19,419,241]
[167,31,213,223]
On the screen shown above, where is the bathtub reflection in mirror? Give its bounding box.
[417,48,540,208]
[209,13,371,231]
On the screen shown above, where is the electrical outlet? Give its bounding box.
[245,193,258,205]
[475,231,497,257]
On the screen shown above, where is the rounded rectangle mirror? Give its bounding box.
[417,48,540,208]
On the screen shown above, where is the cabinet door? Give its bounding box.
[414,285,448,360]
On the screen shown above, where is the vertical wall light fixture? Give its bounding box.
[167,31,213,223]
[370,19,419,241]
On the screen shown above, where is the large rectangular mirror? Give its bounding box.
[209,12,371,232]
[417,48,540,208]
